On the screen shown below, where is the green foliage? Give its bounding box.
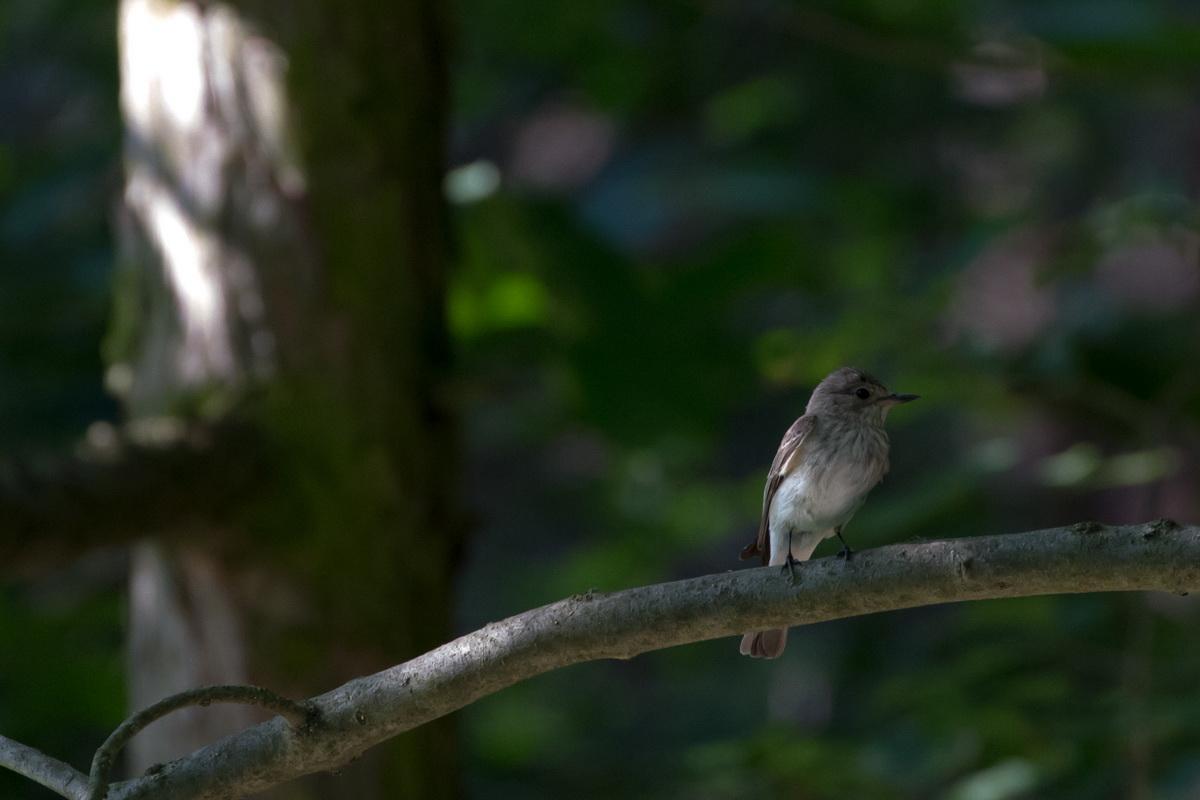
[0,0,118,451]
[1,3,123,794]
[452,0,1200,797]
[3,0,1200,798]
[0,589,124,799]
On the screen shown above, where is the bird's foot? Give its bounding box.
[780,554,800,585]
[834,528,854,561]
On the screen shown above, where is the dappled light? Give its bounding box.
[116,0,296,412]
[3,0,1200,798]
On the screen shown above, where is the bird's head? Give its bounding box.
[806,366,919,424]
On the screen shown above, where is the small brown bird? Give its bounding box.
[739,367,918,658]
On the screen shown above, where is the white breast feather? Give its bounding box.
[769,461,877,537]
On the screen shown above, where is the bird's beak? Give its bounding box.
[885,393,920,405]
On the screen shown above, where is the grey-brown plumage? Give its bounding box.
[739,367,918,658]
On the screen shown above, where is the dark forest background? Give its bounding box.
[3,1,1200,798]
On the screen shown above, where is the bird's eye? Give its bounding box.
[855,387,870,400]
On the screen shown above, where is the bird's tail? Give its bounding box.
[739,628,787,659]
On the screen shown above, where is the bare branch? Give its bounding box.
[0,420,266,572]
[87,686,316,800]
[83,521,1198,800]
[0,734,88,800]
[2,523,1194,799]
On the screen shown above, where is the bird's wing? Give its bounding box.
[740,414,817,564]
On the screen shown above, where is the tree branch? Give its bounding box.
[87,686,317,800]
[0,734,88,800]
[3,522,1197,800]
[0,420,267,572]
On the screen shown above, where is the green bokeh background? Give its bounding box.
[4,0,1200,797]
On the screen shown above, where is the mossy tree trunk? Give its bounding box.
[114,1,459,796]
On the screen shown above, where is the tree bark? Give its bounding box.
[113,1,458,796]
[105,522,1200,800]
[3,523,1195,800]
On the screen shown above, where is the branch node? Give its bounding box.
[300,703,323,735]
[4,523,1193,800]
[86,685,314,800]
[955,555,976,583]
[1145,518,1179,539]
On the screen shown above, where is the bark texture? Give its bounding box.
[88,522,1199,800]
[112,0,458,796]
[0,735,88,800]
[2,523,1198,800]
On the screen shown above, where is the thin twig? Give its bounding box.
[86,685,316,800]
[0,733,88,800]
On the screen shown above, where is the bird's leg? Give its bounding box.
[835,526,854,561]
[780,529,801,585]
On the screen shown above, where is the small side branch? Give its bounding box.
[3,523,1197,800]
[86,685,315,800]
[102,521,1198,800]
[0,734,88,800]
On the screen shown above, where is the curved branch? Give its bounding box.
[0,734,88,800]
[0,522,1190,800]
[93,521,1199,800]
[87,686,316,800]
